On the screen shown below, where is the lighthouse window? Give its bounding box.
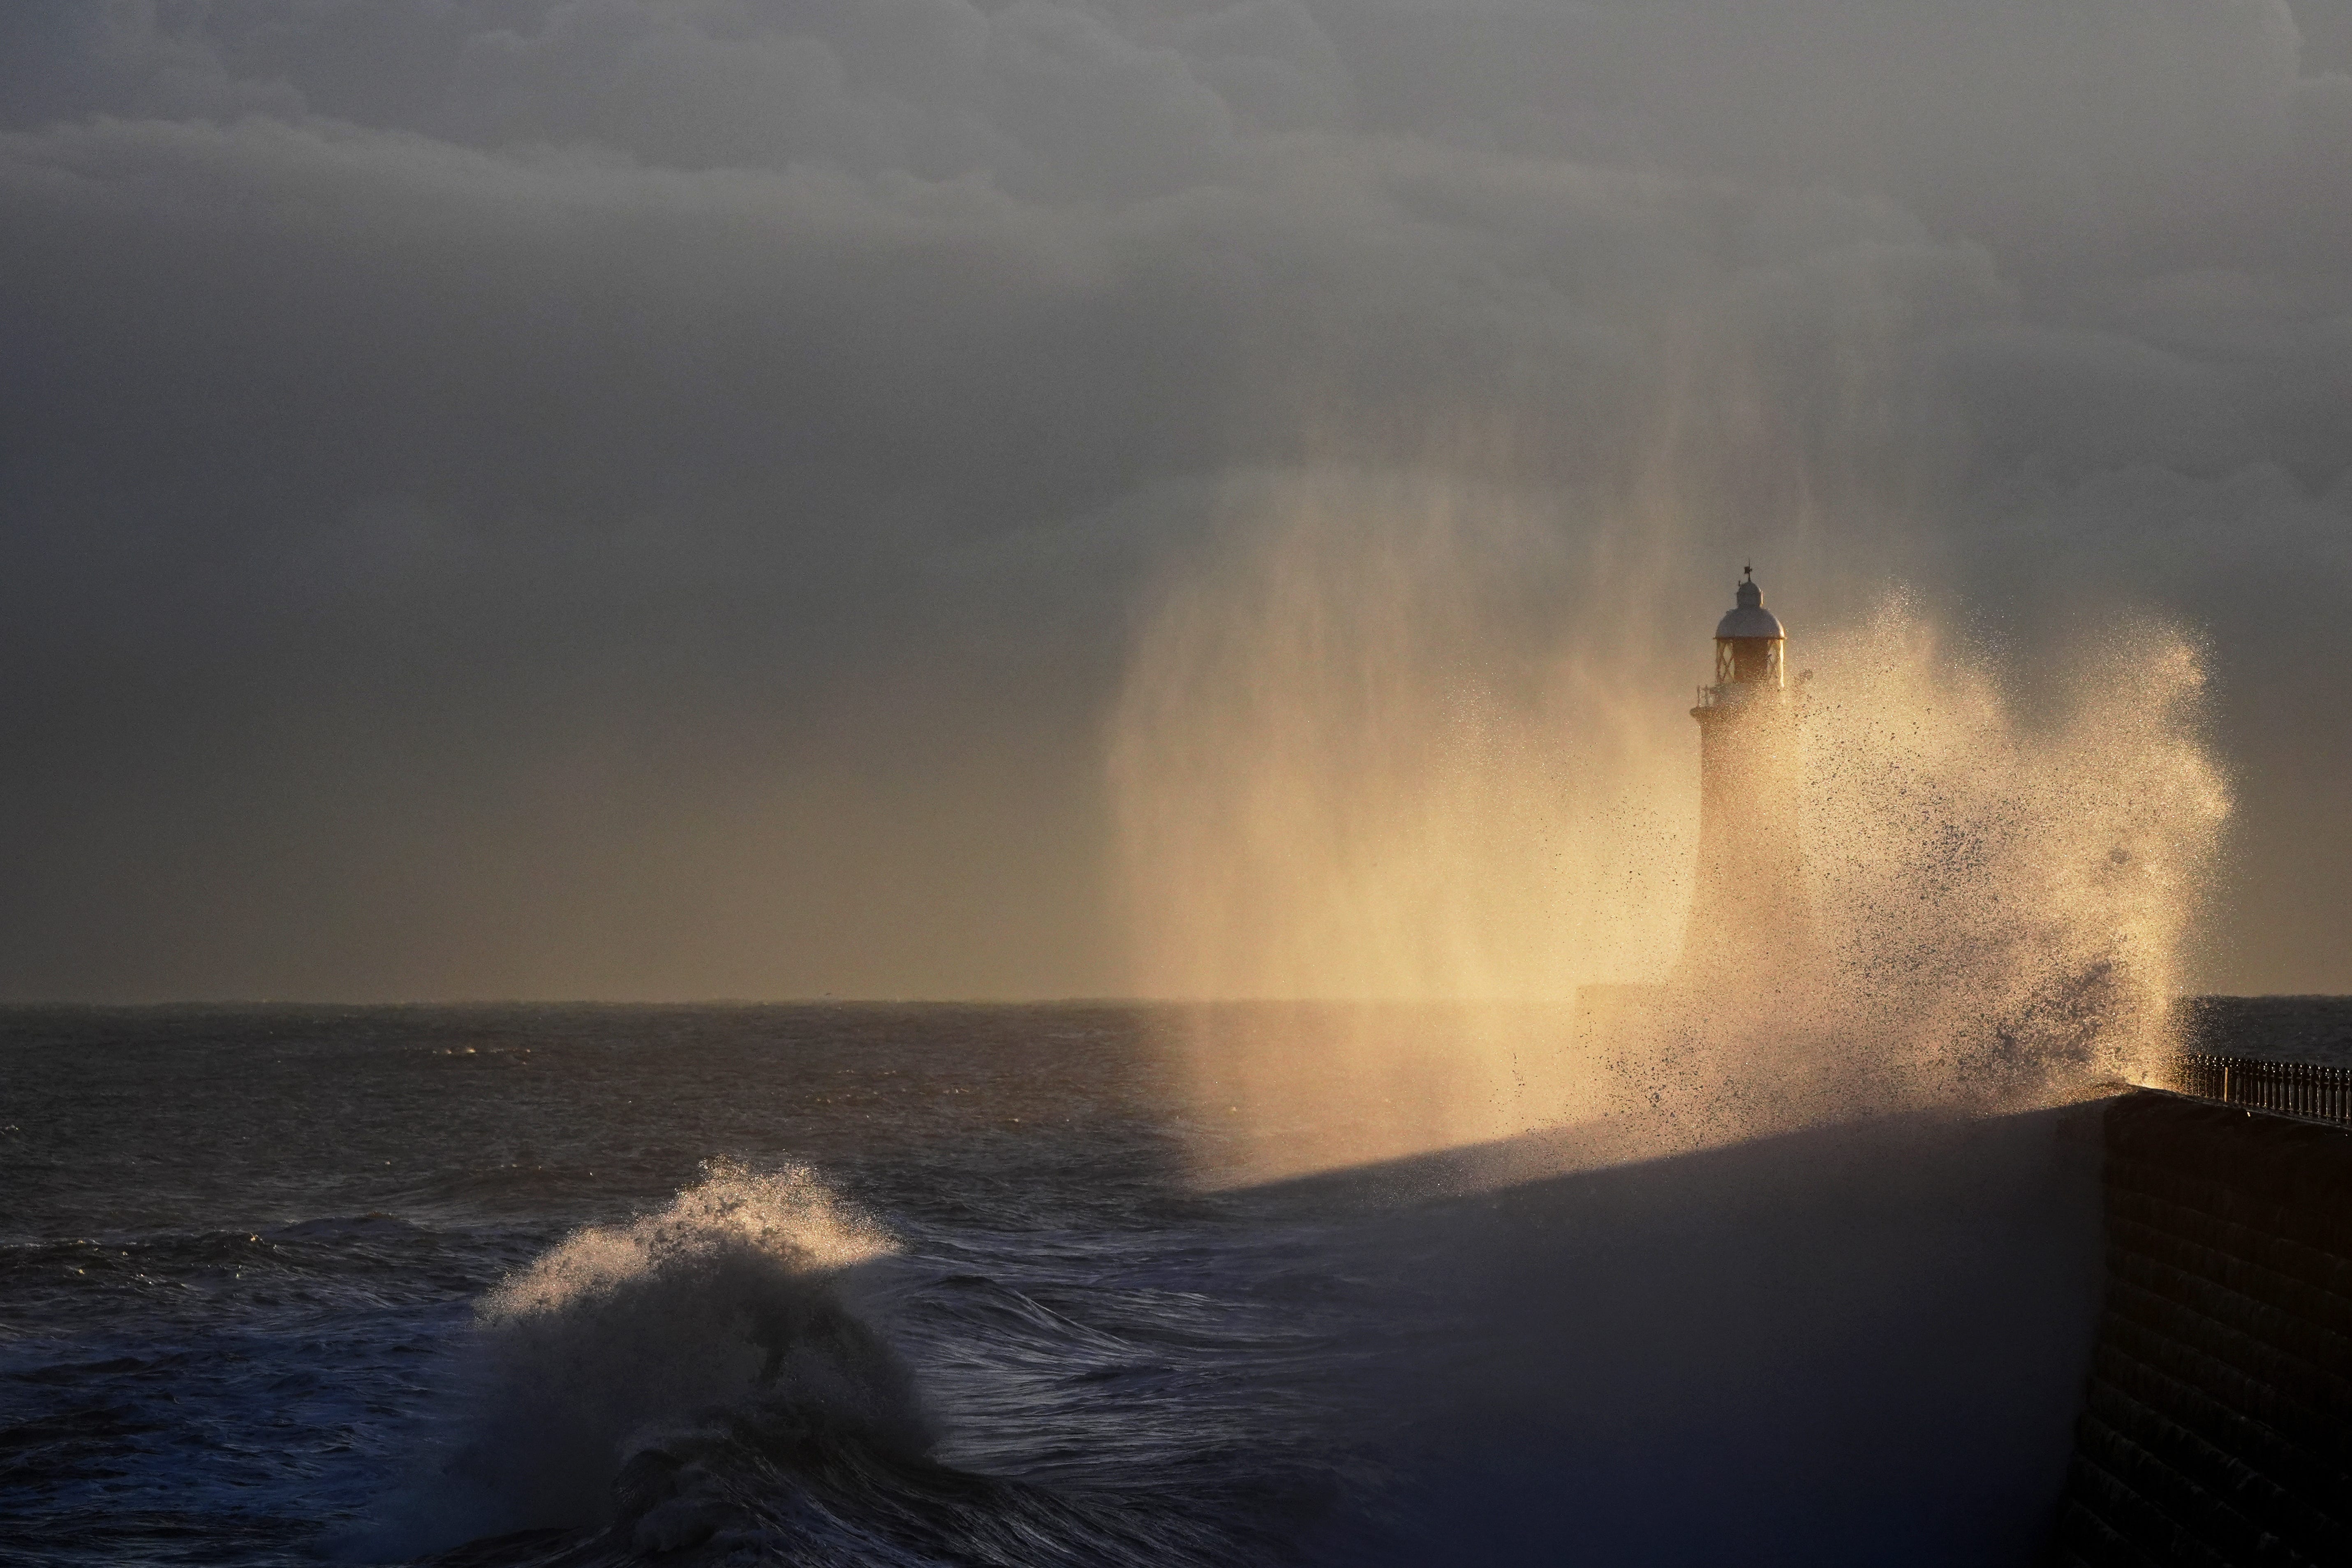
[1718,638,1783,686]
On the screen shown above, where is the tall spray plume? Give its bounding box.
[1110,472,2229,1182]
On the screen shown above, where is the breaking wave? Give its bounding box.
[362,1163,1274,1568]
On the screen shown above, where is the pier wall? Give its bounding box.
[2051,1091,2352,1566]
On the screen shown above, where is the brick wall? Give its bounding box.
[2050,1092,2352,1565]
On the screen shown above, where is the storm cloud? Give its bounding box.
[1,0,2347,998]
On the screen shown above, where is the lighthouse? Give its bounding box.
[1678,568,1811,987]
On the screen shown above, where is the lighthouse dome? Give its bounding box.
[1714,574,1784,641]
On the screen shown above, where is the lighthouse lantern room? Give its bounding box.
[1711,566,1785,690]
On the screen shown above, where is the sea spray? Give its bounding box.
[1111,469,1698,1179]
[1622,601,2227,1144]
[1113,477,2229,1177]
[1794,604,2224,1100]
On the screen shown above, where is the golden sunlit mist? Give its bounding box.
[1110,469,2229,1182]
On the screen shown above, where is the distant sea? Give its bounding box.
[2174,994,2352,1066]
[4,999,2347,1567]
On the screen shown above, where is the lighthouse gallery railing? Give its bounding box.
[2159,1052,2352,1128]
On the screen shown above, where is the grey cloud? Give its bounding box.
[1940,328,2262,479]
[0,0,2347,995]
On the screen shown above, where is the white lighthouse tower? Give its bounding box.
[1678,567,1811,987]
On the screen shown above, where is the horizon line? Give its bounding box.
[0,991,2331,1008]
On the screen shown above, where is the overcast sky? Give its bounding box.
[2,0,2347,999]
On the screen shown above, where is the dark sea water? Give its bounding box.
[4,1000,2344,1568]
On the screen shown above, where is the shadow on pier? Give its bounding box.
[1237,1101,2114,1567]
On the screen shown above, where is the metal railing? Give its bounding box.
[2160,1052,2352,1128]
